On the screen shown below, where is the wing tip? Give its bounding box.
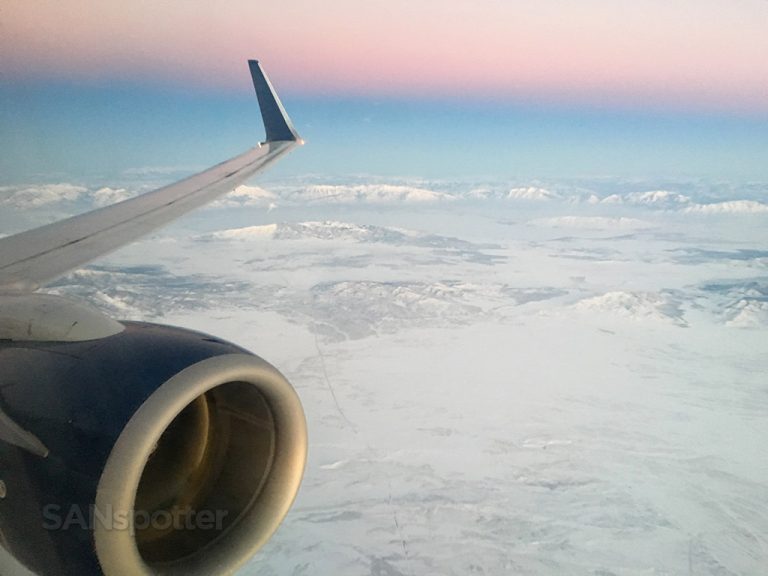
[249,60,300,143]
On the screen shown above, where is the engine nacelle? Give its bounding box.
[0,321,307,576]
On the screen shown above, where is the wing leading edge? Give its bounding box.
[0,60,301,293]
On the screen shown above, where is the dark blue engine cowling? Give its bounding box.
[0,321,306,576]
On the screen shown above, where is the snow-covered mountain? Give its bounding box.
[600,189,692,207]
[506,186,561,201]
[571,290,686,325]
[726,299,768,327]
[29,181,768,576]
[0,183,87,207]
[287,183,453,204]
[3,179,767,216]
[201,220,483,251]
[211,185,277,208]
[684,199,768,214]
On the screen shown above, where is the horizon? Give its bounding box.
[2,1,768,184]
[3,78,768,183]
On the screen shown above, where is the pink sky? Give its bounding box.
[3,0,768,113]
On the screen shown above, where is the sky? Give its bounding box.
[1,0,768,181]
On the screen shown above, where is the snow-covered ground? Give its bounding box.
[4,176,767,575]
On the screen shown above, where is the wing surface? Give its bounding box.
[0,60,300,292]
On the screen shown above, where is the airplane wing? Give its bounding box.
[0,60,308,576]
[0,60,301,293]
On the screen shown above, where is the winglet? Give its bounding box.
[249,60,301,143]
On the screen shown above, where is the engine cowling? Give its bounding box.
[0,321,307,576]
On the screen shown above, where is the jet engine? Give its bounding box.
[0,58,307,576]
[0,303,307,576]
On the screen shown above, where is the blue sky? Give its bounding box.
[3,80,768,185]
[2,1,767,189]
